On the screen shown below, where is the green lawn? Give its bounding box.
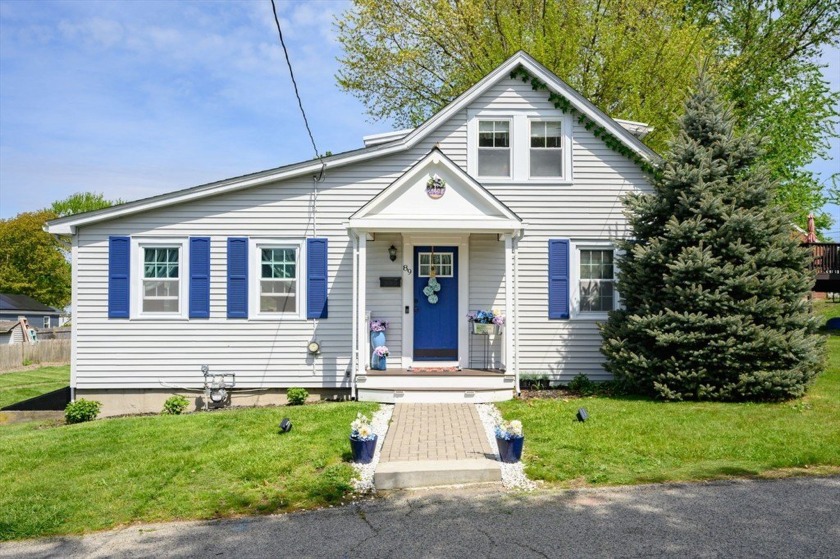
[0,365,70,409]
[498,301,840,486]
[0,402,378,541]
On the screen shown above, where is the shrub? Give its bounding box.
[567,374,596,396]
[162,394,190,415]
[520,373,550,390]
[65,399,101,424]
[287,387,309,406]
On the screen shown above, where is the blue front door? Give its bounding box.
[413,246,458,361]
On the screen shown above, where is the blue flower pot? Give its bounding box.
[370,331,386,368]
[496,436,524,463]
[350,434,378,464]
[371,354,387,370]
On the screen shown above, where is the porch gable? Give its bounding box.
[349,148,522,233]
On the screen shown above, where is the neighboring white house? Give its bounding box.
[45,52,658,415]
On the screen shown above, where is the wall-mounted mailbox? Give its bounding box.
[380,277,401,288]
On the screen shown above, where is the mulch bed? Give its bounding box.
[518,387,579,400]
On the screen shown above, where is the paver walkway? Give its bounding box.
[374,403,500,489]
[380,403,494,462]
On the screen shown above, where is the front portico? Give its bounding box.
[347,149,524,403]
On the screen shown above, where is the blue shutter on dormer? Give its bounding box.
[189,237,210,318]
[548,239,570,319]
[227,238,248,318]
[108,236,130,318]
[306,238,328,319]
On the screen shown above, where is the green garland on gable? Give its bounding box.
[509,66,656,175]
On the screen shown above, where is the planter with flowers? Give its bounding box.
[350,412,377,463]
[371,346,389,370]
[468,309,505,335]
[369,320,389,369]
[495,419,524,463]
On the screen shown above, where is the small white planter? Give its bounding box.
[472,323,499,335]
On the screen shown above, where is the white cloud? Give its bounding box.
[0,0,390,218]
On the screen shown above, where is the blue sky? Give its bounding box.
[1,0,838,236]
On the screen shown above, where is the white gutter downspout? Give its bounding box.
[350,232,358,400]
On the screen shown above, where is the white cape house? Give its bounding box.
[46,52,658,415]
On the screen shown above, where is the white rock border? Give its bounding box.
[476,403,536,491]
[350,403,394,493]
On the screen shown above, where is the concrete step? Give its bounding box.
[357,387,513,403]
[374,458,501,490]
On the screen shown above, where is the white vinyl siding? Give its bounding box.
[468,234,505,369]
[71,74,650,390]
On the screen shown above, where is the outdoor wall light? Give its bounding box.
[388,244,397,262]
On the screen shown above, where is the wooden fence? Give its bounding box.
[0,339,71,371]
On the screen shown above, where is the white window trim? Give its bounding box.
[528,118,570,181]
[570,240,619,320]
[43,316,50,328]
[474,116,513,179]
[467,109,573,184]
[417,251,455,278]
[249,238,306,321]
[130,237,189,320]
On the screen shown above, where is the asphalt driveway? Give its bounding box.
[2,476,838,558]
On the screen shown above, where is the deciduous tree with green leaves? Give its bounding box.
[0,210,71,309]
[600,76,823,402]
[51,191,124,218]
[335,0,840,232]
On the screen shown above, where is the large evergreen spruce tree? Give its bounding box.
[601,76,823,401]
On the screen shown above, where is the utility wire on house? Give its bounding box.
[269,0,324,242]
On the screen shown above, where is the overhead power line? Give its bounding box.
[269,0,322,165]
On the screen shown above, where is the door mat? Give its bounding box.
[408,367,460,374]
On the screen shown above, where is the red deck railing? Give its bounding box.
[803,243,840,279]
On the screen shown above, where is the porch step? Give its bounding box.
[357,387,513,403]
[374,459,501,490]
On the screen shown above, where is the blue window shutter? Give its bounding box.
[548,239,570,319]
[189,237,210,318]
[108,236,130,318]
[227,238,248,318]
[307,238,328,319]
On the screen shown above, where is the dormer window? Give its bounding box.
[468,111,572,183]
[477,120,511,177]
[530,121,563,177]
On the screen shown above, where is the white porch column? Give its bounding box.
[513,233,521,393]
[504,234,513,373]
[350,234,358,399]
[357,234,367,378]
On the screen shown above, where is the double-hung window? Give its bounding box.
[530,121,563,177]
[259,246,298,314]
[477,120,511,177]
[142,246,181,313]
[579,249,615,312]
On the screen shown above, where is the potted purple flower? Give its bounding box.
[369,319,389,369]
[350,412,377,463]
[371,346,389,370]
[495,419,524,463]
[468,309,505,335]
